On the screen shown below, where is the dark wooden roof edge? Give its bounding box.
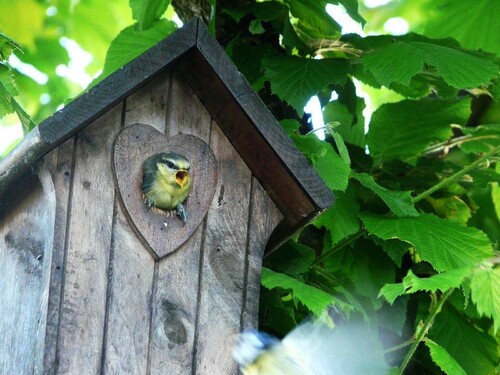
[193,20,333,211]
[0,19,199,198]
[0,18,333,220]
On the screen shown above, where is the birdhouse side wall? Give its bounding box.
[37,70,282,375]
[0,164,56,374]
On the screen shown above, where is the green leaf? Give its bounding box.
[427,196,471,224]
[352,172,419,217]
[459,124,500,153]
[430,306,498,375]
[331,132,351,166]
[313,146,351,192]
[97,19,177,84]
[378,283,405,305]
[363,39,499,89]
[378,268,469,304]
[261,267,334,316]
[313,187,360,245]
[265,241,315,276]
[470,265,500,333]
[285,0,341,43]
[329,0,366,26]
[403,268,470,294]
[263,55,349,114]
[0,33,21,61]
[370,237,410,267]
[129,0,170,30]
[350,241,395,308]
[361,213,493,271]
[367,97,471,162]
[426,341,467,375]
[420,0,500,55]
[323,97,366,148]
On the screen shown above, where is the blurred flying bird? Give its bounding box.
[142,152,191,224]
[233,319,394,375]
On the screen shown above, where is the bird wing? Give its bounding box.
[141,156,159,193]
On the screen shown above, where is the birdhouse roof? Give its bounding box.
[0,19,333,247]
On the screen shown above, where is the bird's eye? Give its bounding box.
[165,160,176,169]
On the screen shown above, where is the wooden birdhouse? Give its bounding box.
[0,19,332,374]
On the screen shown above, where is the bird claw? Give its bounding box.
[177,204,188,225]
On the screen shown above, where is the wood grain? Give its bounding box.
[113,123,218,259]
[42,138,75,374]
[193,123,252,374]
[101,204,155,375]
[148,71,212,375]
[102,73,169,375]
[0,165,56,374]
[56,104,122,374]
[241,178,283,328]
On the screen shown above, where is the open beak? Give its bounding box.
[175,170,189,187]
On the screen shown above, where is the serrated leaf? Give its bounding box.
[0,33,21,61]
[426,341,467,375]
[313,146,351,192]
[367,97,471,162]
[378,283,405,305]
[363,40,498,89]
[261,267,334,316]
[352,172,418,217]
[96,19,177,84]
[404,268,470,294]
[420,0,500,55]
[263,55,349,114]
[361,213,492,271]
[285,0,341,43]
[313,187,360,245]
[430,306,498,375]
[470,266,500,333]
[378,268,469,304]
[129,0,170,30]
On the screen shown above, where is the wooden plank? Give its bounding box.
[123,71,171,130]
[102,74,169,375]
[102,204,155,375]
[193,123,252,374]
[241,178,283,328]
[148,71,212,375]
[0,165,56,374]
[43,138,76,374]
[56,104,122,374]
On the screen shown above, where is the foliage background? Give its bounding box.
[1,0,499,373]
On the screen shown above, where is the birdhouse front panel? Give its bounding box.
[0,20,332,374]
[35,70,283,375]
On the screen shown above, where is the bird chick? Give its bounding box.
[142,152,191,224]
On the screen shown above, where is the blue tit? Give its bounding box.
[233,322,336,375]
[142,152,191,223]
[233,320,393,375]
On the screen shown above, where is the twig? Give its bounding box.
[412,145,500,204]
[398,289,455,374]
